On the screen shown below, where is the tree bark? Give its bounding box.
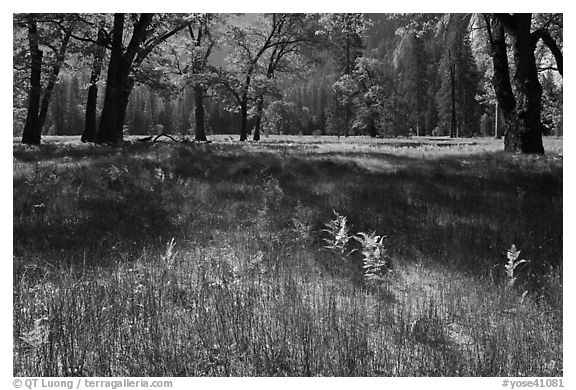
[343,101,352,137]
[486,16,518,147]
[22,16,43,145]
[239,97,249,141]
[37,29,71,133]
[253,95,264,141]
[82,65,101,142]
[368,116,377,138]
[239,66,253,141]
[96,14,127,143]
[501,14,544,154]
[238,63,255,142]
[82,31,107,143]
[488,14,544,154]
[96,13,153,144]
[96,75,134,143]
[193,85,207,141]
[187,18,213,142]
[449,62,457,138]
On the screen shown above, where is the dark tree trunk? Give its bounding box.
[92,13,188,143]
[449,63,457,138]
[239,96,249,141]
[193,85,207,141]
[488,14,544,154]
[97,74,132,143]
[368,116,377,138]
[82,83,99,142]
[500,14,544,154]
[487,16,517,143]
[22,17,43,145]
[253,95,264,141]
[96,14,126,144]
[96,14,130,143]
[188,18,213,142]
[343,101,352,137]
[96,13,154,144]
[82,34,106,143]
[238,65,255,142]
[97,75,134,143]
[37,30,71,133]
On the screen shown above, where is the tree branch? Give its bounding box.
[134,18,192,69]
[202,41,215,68]
[532,29,563,76]
[536,13,560,32]
[187,24,196,41]
[482,14,494,49]
[69,31,113,49]
[170,46,184,75]
[218,76,242,105]
[124,13,154,67]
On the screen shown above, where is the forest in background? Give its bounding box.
[13,14,563,148]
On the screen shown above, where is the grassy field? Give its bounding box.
[13,135,563,376]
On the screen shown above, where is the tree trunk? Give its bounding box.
[97,71,134,143]
[96,13,184,143]
[489,14,544,154]
[449,63,457,138]
[82,83,99,142]
[22,17,43,145]
[535,29,562,77]
[253,95,264,141]
[193,85,207,141]
[501,14,544,154]
[96,14,131,144]
[238,65,255,142]
[239,96,249,141]
[343,101,352,137]
[368,116,377,138]
[487,16,517,146]
[82,39,106,142]
[37,30,71,133]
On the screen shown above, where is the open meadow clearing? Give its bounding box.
[13,135,562,376]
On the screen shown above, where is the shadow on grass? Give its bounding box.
[13,142,562,290]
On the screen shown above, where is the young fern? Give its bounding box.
[353,232,391,284]
[322,212,391,285]
[322,210,352,254]
[505,244,529,288]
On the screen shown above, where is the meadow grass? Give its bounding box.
[13,136,562,376]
